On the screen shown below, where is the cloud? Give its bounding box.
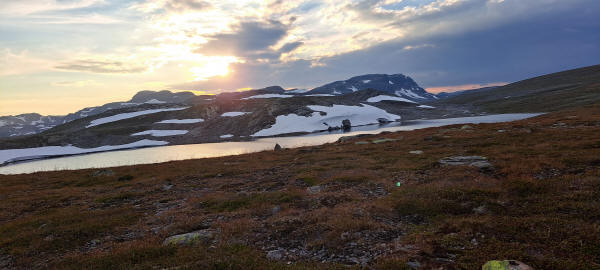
[131,0,212,13]
[55,59,147,74]
[25,13,123,24]
[279,41,304,53]
[0,0,106,16]
[171,0,600,92]
[0,49,53,76]
[52,80,100,87]
[195,19,291,61]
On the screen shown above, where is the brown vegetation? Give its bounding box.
[1,104,600,269]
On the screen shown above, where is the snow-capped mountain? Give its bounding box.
[0,90,196,138]
[309,74,436,101]
[0,74,439,139]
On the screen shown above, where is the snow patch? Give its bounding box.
[0,140,169,165]
[417,105,435,109]
[304,94,334,97]
[87,107,189,128]
[131,130,188,137]
[242,94,293,99]
[145,99,166,104]
[395,89,427,99]
[367,95,417,103]
[156,118,204,124]
[287,89,309,94]
[362,80,371,83]
[389,81,394,85]
[220,134,234,139]
[221,112,251,117]
[348,86,358,92]
[251,104,400,137]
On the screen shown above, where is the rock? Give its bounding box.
[0,254,14,269]
[371,138,398,144]
[355,141,370,145]
[162,183,173,191]
[91,169,115,177]
[274,143,282,151]
[407,261,421,269]
[342,119,352,131]
[482,260,533,270]
[337,134,371,143]
[307,185,322,194]
[409,150,424,155]
[267,249,284,260]
[272,205,281,215]
[439,156,492,168]
[473,205,487,215]
[377,118,391,124]
[461,125,473,130]
[163,229,216,246]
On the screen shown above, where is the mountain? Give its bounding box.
[435,86,500,99]
[0,90,196,138]
[130,90,196,104]
[0,86,468,157]
[309,74,436,101]
[3,65,599,161]
[436,64,600,113]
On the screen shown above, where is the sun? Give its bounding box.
[189,56,241,81]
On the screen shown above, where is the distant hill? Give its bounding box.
[436,65,600,113]
[435,86,500,99]
[309,74,436,101]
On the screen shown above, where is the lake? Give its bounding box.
[0,113,541,175]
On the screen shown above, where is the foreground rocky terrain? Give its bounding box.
[1,103,599,269]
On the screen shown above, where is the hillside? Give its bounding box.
[0,88,469,156]
[1,103,599,269]
[436,65,600,113]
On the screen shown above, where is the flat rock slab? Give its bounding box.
[163,229,216,246]
[439,156,492,168]
[371,138,398,144]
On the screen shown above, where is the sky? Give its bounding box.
[1,0,599,116]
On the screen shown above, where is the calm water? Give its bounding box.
[0,114,541,175]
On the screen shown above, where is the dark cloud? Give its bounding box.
[55,59,146,74]
[278,41,303,53]
[177,0,600,92]
[196,20,290,60]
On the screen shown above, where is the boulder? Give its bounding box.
[91,169,115,177]
[371,138,398,144]
[482,260,532,270]
[307,185,322,194]
[336,134,371,143]
[274,143,282,151]
[163,229,216,246]
[267,249,284,260]
[342,119,352,131]
[377,118,391,124]
[439,156,492,168]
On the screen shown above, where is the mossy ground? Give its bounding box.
[1,105,600,269]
